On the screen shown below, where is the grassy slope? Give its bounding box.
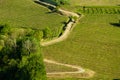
[43,14,120,79]
[1,0,120,79]
[70,0,120,6]
[0,0,67,36]
[43,0,120,79]
[61,0,120,12]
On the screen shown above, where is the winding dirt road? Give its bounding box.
[41,15,84,46]
[44,59,95,78]
[44,59,85,72]
[37,0,81,46]
[41,21,75,46]
[36,0,95,78]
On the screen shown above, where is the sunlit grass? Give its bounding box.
[43,14,120,79]
[0,0,67,37]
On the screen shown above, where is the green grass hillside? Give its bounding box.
[42,1,120,79]
[0,0,67,37]
[71,0,120,6]
[1,0,120,80]
[43,14,120,79]
[61,0,120,11]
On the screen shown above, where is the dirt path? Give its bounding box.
[41,15,84,46]
[36,0,81,46]
[44,59,85,72]
[35,0,79,17]
[58,9,79,17]
[35,0,95,78]
[44,59,95,78]
[41,21,75,46]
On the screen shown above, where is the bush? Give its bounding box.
[43,27,52,39]
[53,0,70,6]
[0,24,46,80]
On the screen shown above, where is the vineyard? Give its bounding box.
[78,6,120,14]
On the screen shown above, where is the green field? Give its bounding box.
[42,1,120,79]
[61,0,120,12]
[43,14,120,79]
[0,0,67,37]
[1,0,120,80]
[70,0,120,6]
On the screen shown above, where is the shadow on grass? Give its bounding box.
[34,1,54,10]
[113,79,120,80]
[45,10,57,14]
[39,0,57,6]
[110,23,120,27]
[34,1,57,14]
[0,25,4,31]
[117,4,120,6]
[61,21,67,25]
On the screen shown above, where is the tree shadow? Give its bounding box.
[45,11,53,14]
[58,21,68,37]
[110,23,120,27]
[34,1,57,14]
[61,21,67,25]
[39,0,57,6]
[34,1,55,10]
[45,10,57,14]
[113,79,120,80]
[117,4,120,6]
[0,25,4,32]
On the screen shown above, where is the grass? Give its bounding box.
[70,0,120,6]
[60,0,120,12]
[42,14,120,79]
[45,62,77,72]
[0,0,67,37]
[1,0,120,79]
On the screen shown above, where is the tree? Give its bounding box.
[18,36,46,80]
[53,0,70,6]
[0,24,46,80]
[43,27,52,38]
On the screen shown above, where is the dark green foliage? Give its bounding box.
[110,20,120,27]
[40,0,70,6]
[43,27,52,39]
[0,24,46,80]
[18,37,46,80]
[54,0,70,6]
[33,31,43,40]
[40,0,57,5]
[0,24,11,34]
[78,6,120,14]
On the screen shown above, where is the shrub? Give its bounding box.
[53,0,70,6]
[0,24,46,80]
[43,27,52,39]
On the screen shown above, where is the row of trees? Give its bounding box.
[78,7,120,14]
